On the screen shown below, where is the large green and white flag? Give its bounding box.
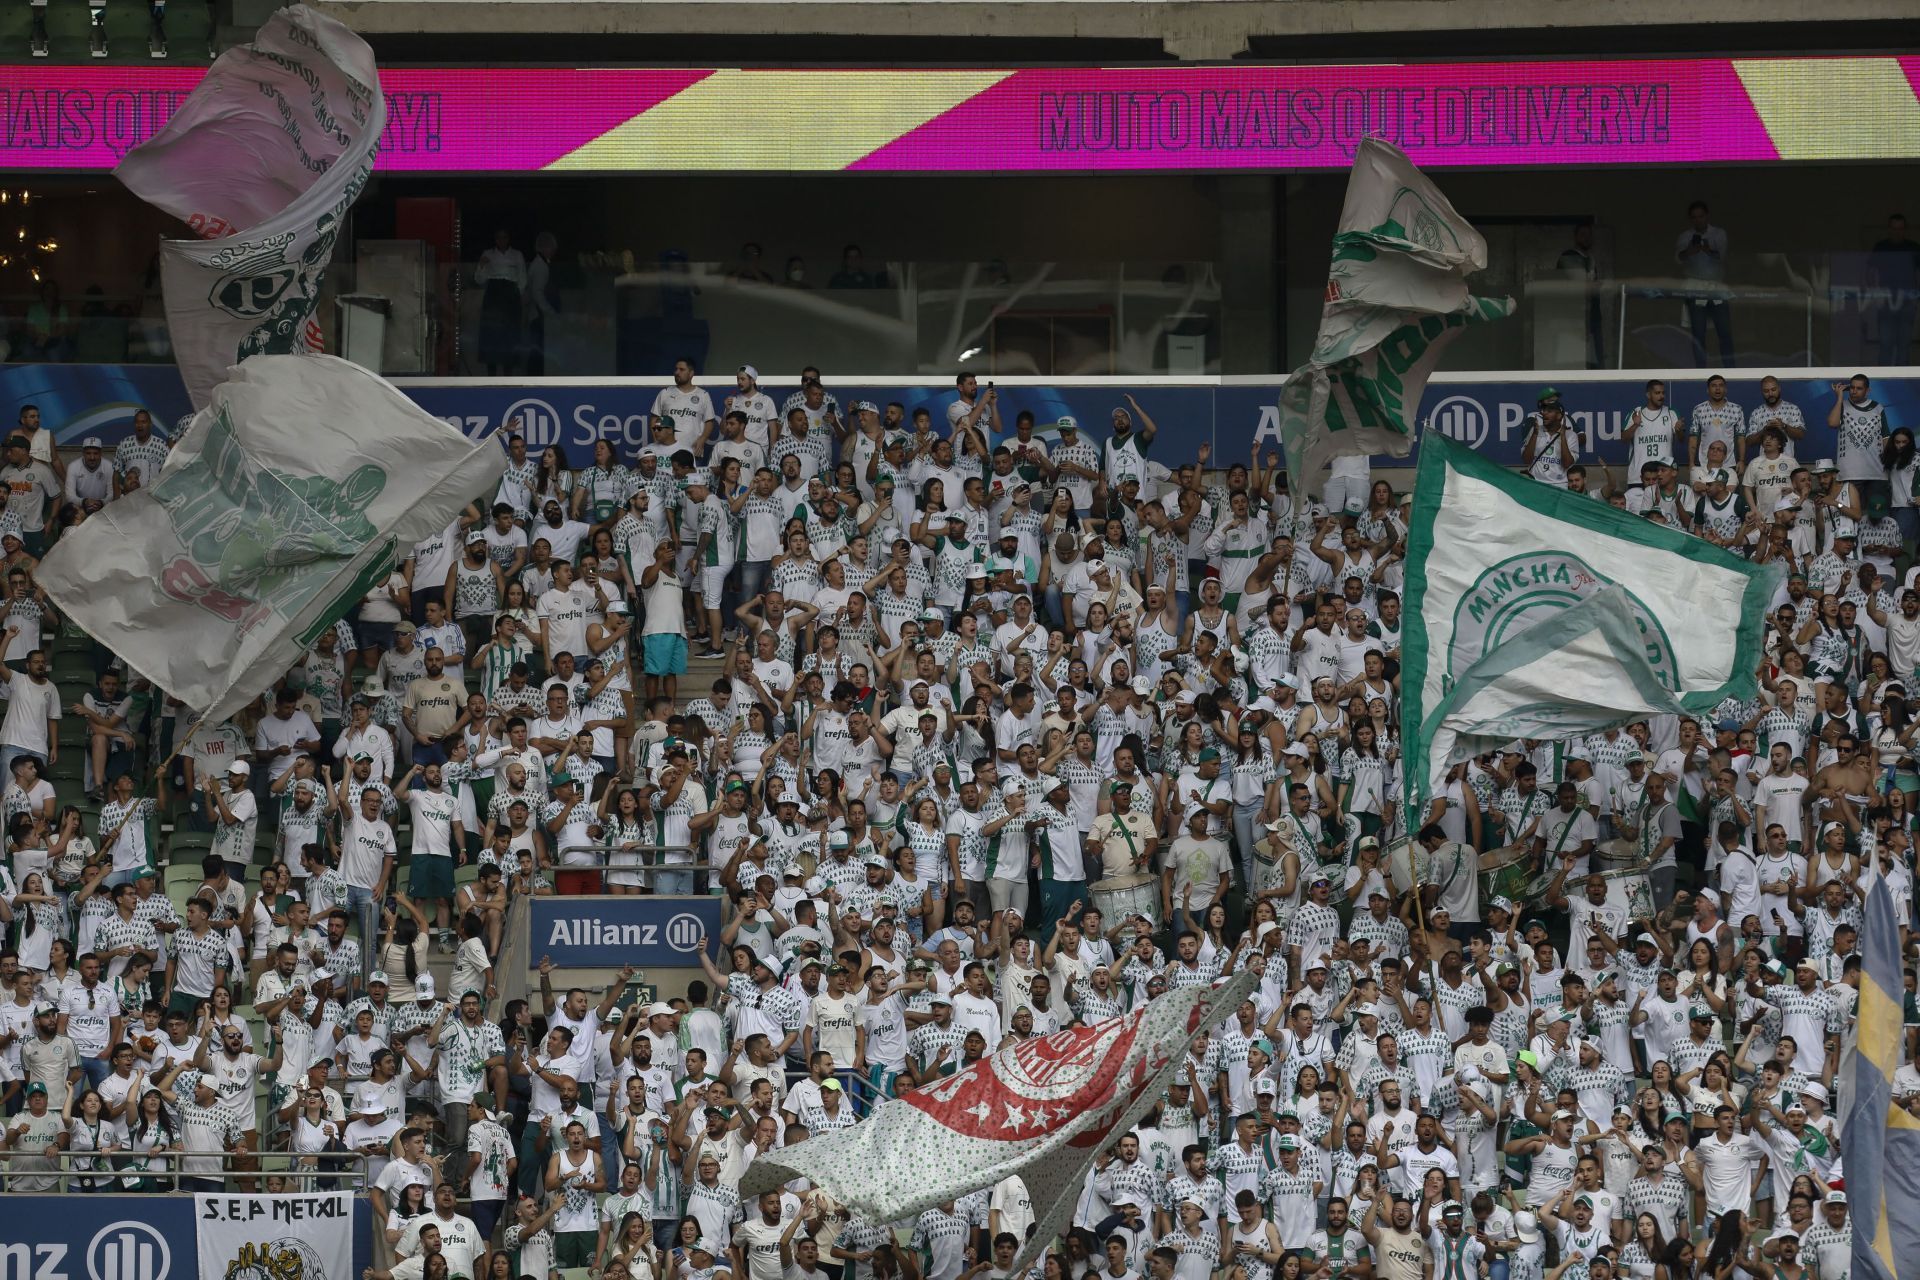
[38,355,504,728]
[1277,137,1511,487]
[114,5,383,411]
[1402,434,1778,815]
[1423,586,1693,794]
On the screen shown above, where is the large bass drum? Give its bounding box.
[1595,838,1638,871]
[1479,845,1533,907]
[1091,873,1160,934]
[1386,837,1416,897]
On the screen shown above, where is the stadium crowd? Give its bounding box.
[0,364,1904,1280]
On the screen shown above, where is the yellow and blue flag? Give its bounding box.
[1844,871,1920,1280]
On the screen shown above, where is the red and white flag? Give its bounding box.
[741,971,1256,1268]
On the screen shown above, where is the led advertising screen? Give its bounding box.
[0,57,1914,173]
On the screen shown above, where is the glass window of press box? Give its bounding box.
[0,167,1915,377]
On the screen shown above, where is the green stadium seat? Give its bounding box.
[166,831,215,866]
[51,658,97,686]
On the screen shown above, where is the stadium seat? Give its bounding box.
[50,656,97,686]
[163,861,202,897]
[166,830,215,866]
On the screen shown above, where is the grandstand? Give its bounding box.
[0,4,1913,1280]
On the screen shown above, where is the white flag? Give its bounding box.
[195,1191,355,1280]
[1402,433,1778,814]
[1277,137,1510,486]
[115,4,383,411]
[37,355,504,728]
[741,972,1257,1273]
[1423,587,1692,795]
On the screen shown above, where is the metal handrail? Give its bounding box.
[0,1147,370,1187]
[552,841,706,869]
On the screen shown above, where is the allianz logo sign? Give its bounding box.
[436,398,656,453]
[1424,394,1636,450]
[1,1222,172,1280]
[1425,395,1496,448]
[545,911,708,954]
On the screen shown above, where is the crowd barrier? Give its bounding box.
[0,1191,372,1280]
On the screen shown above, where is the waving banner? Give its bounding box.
[1277,137,1511,488]
[742,971,1257,1272]
[1421,586,1693,795]
[37,355,503,727]
[1400,432,1777,818]
[1842,874,1920,1280]
[114,4,384,410]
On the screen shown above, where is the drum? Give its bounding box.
[1565,865,1653,958]
[1386,837,1416,895]
[1254,830,1299,896]
[1600,865,1655,919]
[1479,845,1533,907]
[1254,831,1283,882]
[1595,838,1638,871]
[1092,873,1160,933]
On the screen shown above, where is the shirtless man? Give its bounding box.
[1807,733,1874,834]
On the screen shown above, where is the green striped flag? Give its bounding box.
[1277,137,1511,487]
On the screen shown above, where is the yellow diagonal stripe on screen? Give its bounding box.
[1734,58,1920,160]
[545,69,1014,171]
